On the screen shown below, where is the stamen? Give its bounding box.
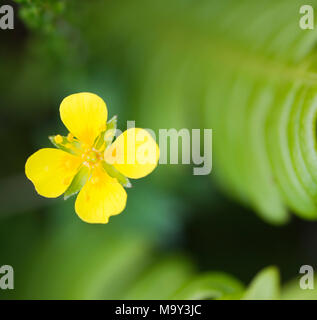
[67,133,74,142]
[86,151,98,162]
[54,135,63,144]
[83,161,90,167]
[81,148,102,169]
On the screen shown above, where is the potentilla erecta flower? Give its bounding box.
[25,92,159,223]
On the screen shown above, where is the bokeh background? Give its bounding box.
[1,0,317,299]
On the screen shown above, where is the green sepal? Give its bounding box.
[64,166,91,200]
[49,135,81,155]
[104,115,117,146]
[94,115,117,150]
[101,161,131,188]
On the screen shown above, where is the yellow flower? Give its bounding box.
[25,92,159,224]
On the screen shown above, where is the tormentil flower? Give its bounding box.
[25,92,159,223]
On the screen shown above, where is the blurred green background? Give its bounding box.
[1,0,317,299]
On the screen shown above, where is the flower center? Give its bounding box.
[82,148,102,168]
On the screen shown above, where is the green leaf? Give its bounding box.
[171,272,244,300]
[64,166,90,200]
[16,0,66,34]
[124,256,194,300]
[242,266,280,300]
[102,161,131,188]
[104,115,117,144]
[281,278,317,300]
[94,115,117,150]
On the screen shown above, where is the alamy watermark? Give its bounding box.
[299,265,314,290]
[299,5,315,30]
[107,121,212,176]
[0,265,14,290]
[0,5,14,30]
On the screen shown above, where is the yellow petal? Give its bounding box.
[25,148,82,198]
[60,92,108,146]
[104,128,159,179]
[75,167,127,223]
